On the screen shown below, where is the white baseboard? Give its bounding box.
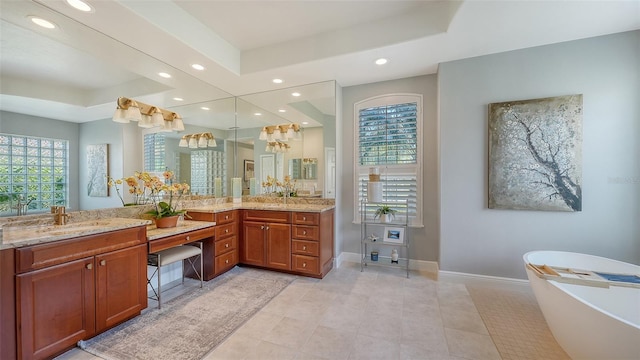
[439,270,531,291]
[336,251,439,274]
[336,252,530,291]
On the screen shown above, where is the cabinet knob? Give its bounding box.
[303,245,307,250]
[225,259,229,264]
[225,215,229,220]
[225,229,229,233]
[186,236,190,241]
[303,230,307,235]
[100,260,106,266]
[302,262,307,268]
[266,226,269,230]
[86,263,93,270]
[225,243,229,248]
[303,216,307,221]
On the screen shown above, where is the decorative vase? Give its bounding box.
[154,215,179,228]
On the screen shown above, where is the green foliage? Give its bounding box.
[145,201,187,219]
[374,205,397,219]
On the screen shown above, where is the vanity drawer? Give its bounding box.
[215,250,238,274]
[292,225,319,241]
[148,227,214,253]
[292,240,319,256]
[16,226,146,273]
[216,210,238,225]
[215,222,237,238]
[243,210,291,223]
[293,212,319,226]
[215,235,237,255]
[292,254,319,275]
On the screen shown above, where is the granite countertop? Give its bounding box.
[0,218,151,250]
[186,201,335,213]
[0,201,333,250]
[146,220,216,241]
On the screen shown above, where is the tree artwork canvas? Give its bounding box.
[87,144,109,197]
[488,95,582,212]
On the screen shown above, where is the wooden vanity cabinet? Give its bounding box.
[242,210,291,271]
[14,226,147,360]
[213,210,239,276]
[187,210,239,279]
[291,210,334,277]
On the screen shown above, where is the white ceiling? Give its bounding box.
[1,0,638,129]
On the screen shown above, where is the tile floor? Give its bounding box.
[56,262,567,360]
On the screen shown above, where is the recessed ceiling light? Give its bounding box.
[272,78,283,84]
[278,109,286,113]
[66,0,92,12]
[291,92,301,97]
[375,58,388,65]
[254,112,262,116]
[158,72,171,78]
[201,107,210,111]
[191,64,205,71]
[302,121,309,125]
[173,97,183,101]
[29,16,56,29]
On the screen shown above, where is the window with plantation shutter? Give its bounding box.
[354,94,423,226]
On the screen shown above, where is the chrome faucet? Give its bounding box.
[12,195,32,216]
[53,206,70,225]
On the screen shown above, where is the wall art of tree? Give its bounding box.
[488,95,583,212]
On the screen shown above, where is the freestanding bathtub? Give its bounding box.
[523,251,640,360]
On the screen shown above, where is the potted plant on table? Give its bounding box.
[374,205,397,223]
[140,170,190,228]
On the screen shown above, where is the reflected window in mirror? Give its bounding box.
[190,150,226,196]
[144,133,166,172]
[0,133,68,216]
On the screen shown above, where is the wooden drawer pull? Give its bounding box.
[86,263,93,270]
[100,260,106,266]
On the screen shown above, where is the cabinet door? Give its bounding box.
[17,257,95,360]
[266,223,291,270]
[95,244,147,332]
[242,222,266,266]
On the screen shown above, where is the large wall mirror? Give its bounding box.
[0,0,336,215]
[161,80,336,199]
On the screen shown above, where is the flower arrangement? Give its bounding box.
[261,175,297,197]
[142,170,190,219]
[108,170,190,219]
[107,177,128,206]
[261,175,276,195]
[277,175,298,197]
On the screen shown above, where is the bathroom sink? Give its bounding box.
[2,218,151,246]
[28,220,114,234]
[262,203,281,208]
